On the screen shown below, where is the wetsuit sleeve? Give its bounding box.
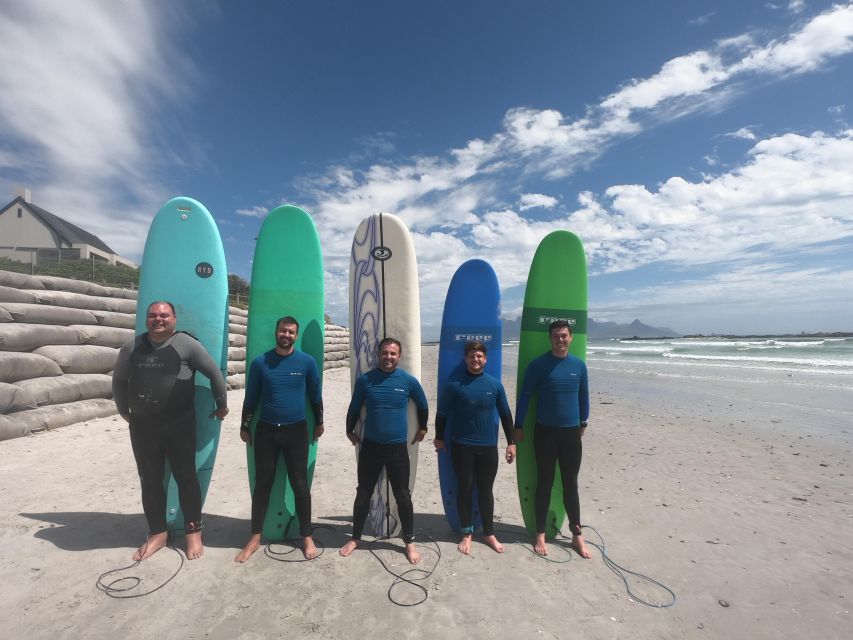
[311,400,324,424]
[435,414,447,441]
[579,361,590,424]
[243,357,262,413]
[111,339,134,415]
[514,359,540,429]
[184,336,228,410]
[496,383,515,444]
[306,356,322,404]
[408,374,429,430]
[435,381,455,440]
[346,376,366,434]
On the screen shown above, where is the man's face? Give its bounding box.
[378,342,401,372]
[146,303,176,341]
[464,349,487,375]
[549,327,572,355]
[275,322,298,350]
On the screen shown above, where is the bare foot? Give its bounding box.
[405,542,421,565]
[235,533,262,563]
[132,531,168,562]
[533,533,548,556]
[482,534,504,553]
[339,538,360,557]
[302,536,319,560]
[186,531,204,560]
[457,534,472,555]
[572,534,593,558]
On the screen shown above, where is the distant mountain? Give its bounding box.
[502,317,679,340]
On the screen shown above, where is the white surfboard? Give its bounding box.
[349,212,422,538]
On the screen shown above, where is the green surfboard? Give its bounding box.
[245,205,324,541]
[515,230,588,537]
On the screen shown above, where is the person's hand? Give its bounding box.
[505,443,517,464]
[313,422,324,442]
[240,428,252,446]
[211,406,229,419]
[412,428,427,445]
[346,431,361,446]
[513,428,525,442]
[434,439,445,452]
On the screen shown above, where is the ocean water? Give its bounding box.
[586,336,853,388]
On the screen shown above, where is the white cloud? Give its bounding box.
[725,126,758,140]
[235,206,268,218]
[0,2,193,259]
[518,193,559,211]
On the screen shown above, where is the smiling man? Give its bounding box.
[515,319,591,559]
[340,337,429,565]
[113,301,229,562]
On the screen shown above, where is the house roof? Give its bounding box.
[2,196,116,254]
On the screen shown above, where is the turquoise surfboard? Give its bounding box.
[136,196,229,534]
[437,259,502,532]
[515,230,587,537]
[245,205,324,541]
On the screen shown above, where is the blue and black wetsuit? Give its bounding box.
[243,349,322,537]
[345,367,428,543]
[113,332,228,535]
[436,369,514,536]
[516,352,589,536]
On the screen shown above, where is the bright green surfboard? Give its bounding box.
[245,205,324,541]
[516,230,587,537]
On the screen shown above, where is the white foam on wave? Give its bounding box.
[662,352,853,368]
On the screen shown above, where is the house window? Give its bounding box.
[17,208,22,218]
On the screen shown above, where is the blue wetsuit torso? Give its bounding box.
[347,368,428,444]
[437,371,511,446]
[515,352,589,429]
[243,350,321,424]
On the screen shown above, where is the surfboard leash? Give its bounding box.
[263,522,337,563]
[568,525,677,608]
[95,539,184,599]
[367,534,442,607]
[492,527,576,564]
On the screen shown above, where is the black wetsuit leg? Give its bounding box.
[556,428,583,537]
[278,421,312,537]
[129,417,168,535]
[451,442,477,533]
[533,423,560,534]
[473,445,498,536]
[251,421,284,534]
[384,442,414,544]
[162,409,201,528]
[351,438,386,539]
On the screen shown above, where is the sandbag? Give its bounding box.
[0,352,63,383]
[17,374,113,407]
[0,398,117,441]
[323,360,348,370]
[230,307,248,318]
[71,324,135,348]
[229,333,246,347]
[29,290,137,314]
[0,307,11,323]
[32,344,118,374]
[0,270,32,288]
[36,275,109,297]
[0,323,85,351]
[229,323,248,336]
[90,309,136,329]
[228,346,246,360]
[0,302,98,326]
[227,360,246,375]
[229,313,248,326]
[324,351,348,362]
[324,336,349,345]
[0,286,44,304]
[0,382,38,414]
[226,373,245,390]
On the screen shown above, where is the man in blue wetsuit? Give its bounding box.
[235,316,323,563]
[339,337,429,565]
[113,301,229,562]
[515,319,592,558]
[434,341,516,555]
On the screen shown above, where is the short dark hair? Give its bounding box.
[276,316,300,332]
[548,319,573,336]
[378,337,402,354]
[464,340,488,356]
[147,300,176,316]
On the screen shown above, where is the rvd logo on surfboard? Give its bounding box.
[371,246,392,261]
[195,262,214,278]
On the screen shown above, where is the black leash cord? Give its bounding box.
[96,539,184,599]
[367,535,441,607]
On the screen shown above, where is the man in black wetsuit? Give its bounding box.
[113,301,229,561]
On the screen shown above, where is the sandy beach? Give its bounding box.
[1,344,851,639]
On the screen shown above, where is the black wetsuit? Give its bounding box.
[113,332,227,534]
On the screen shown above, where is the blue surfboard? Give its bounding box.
[436,259,502,532]
[136,196,229,534]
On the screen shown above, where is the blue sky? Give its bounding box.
[2,0,853,336]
